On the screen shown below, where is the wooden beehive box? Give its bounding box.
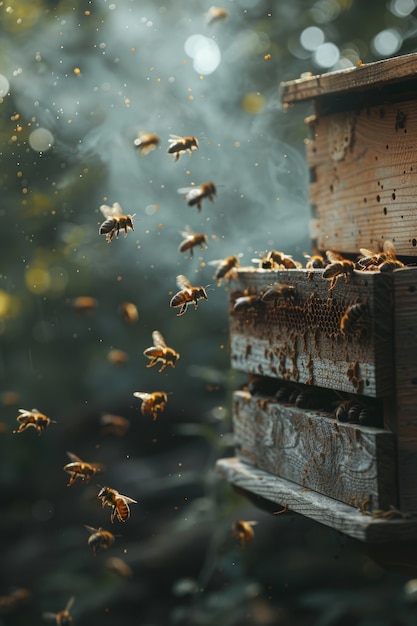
[216,53,417,543]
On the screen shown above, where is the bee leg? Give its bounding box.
[177,304,187,316]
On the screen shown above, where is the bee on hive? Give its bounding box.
[179,182,217,212]
[133,131,160,155]
[99,202,135,243]
[143,330,180,372]
[303,252,327,269]
[63,451,104,487]
[13,408,55,436]
[178,228,208,258]
[85,525,116,556]
[43,596,75,625]
[133,391,168,421]
[378,240,405,272]
[253,250,301,270]
[167,134,199,161]
[97,486,137,523]
[323,251,355,291]
[261,283,296,305]
[170,274,209,316]
[340,302,369,337]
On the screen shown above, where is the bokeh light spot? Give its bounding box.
[241,92,266,114]
[28,128,54,152]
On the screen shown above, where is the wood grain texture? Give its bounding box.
[229,268,394,397]
[307,101,417,256]
[280,53,417,104]
[394,268,417,512]
[216,457,417,543]
[233,390,396,509]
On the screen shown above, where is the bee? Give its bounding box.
[107,348,129,366]
[356,246,385,271]
[143,330,180,372]
[170,274,209,316]
[378,240,405,272]
[13,408,55,436]
[99,202,135,243]
[97,485,137,523]
[43,596,75,625]
[179,228,208,258]
[0,588,31,615]
[253,250,300,270]
[231,520,257,546]
[179,182,217,211]
[205,6,229,26]
[303,252,327,269]
[233,294,262,312]
[340,302,368,336]
[209,255,240,285]
[105,556,133,578]
[261,284,295,305]
[85,525,116,556]
[167,134,199,161]
[100,413,130,437]
[72,296,98,314]
[118,301,139,324]
[334,400,362,423]
[133,391,168,420]
[322,251,355,291]
[133,131,160,155]
[63,451,104,487]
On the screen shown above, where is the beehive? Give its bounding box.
[216,53,417,543]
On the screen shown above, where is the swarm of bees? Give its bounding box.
[97,485,137,523]
[63,451,104,487]
[133,391,168,420]
[143,330,180,371]
[170,274,209,316]
[99,202,135,243]
[13,409,55,436]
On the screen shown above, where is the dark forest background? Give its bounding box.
[1,0,417,624]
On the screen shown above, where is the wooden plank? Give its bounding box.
[216,457,417,543]
[232,390,396,509]
[307,100,417,256]
[280,53,417,104]
[394,267,417,512]
[229,268,394,397]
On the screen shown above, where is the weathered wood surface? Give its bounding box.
[307,101,417,256]
[394,268,417,512]
[216,457,417,543]
[229,268,394,397]
[280,52,417,104]
[233,390,396,510]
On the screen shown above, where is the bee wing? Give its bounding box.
[120,494,138,504]
[168,134,184,143]
[176,274,192,290]
[207,259,225,267]
[359,248,376,257]
[42,612,58,621]
[100,202,123,218]
[177,186,194,195]
[84,525,99,533]
[325,250,344,263]
[383,240,397,259]
[151,330,167,348]
[180,226,197,239]
[66,451,83,463]
[133,392,151,401]
[64,597,75,612]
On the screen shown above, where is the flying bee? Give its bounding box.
[0,588,32,615]
[133,391,168,420]
[72,296,98,314]
[43,597,75,626]
[105,556,133,578]
[118,301,139,324]
[133,131,160,155]
[340,302,369,337]
[322,251,355,291]
[99,202,135,243]
[143,330,180,372]
[178,228,208,258]
[63,451,105,487]
[170,274,209,316]
[97,485,137,523]
[168,134,199,161]
[179,182,217,211]
[208,255,240,285]
[205,6,229,26]
[261,283,296,305]
[85,525,116,556]
[231,520,257,547]
[13,408,55,436]
[107,348,129,366]
[100,413,130,437]
[378,240,405,272]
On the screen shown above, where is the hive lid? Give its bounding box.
[280,52,417,104]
